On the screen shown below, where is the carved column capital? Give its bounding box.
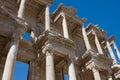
[42,43,55,55]
[85,59,96,70]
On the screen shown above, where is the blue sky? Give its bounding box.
[14,0,120,80]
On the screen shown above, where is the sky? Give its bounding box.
[14,0,120,80]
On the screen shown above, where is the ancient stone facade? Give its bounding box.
[0,0,120,80]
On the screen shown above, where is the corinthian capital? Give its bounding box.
[42,43,54,54]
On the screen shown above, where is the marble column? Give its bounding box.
[112,41,120,60]
[106,41,117,62]
[45,5,50,31]
[68,61,77,80]
[18,0,26,18]
[93,31,103,54]
[92,68,101,80]
[46,49,55,80]
[2,40,19,80]
[62,12,69,39]
[82,26,91,50]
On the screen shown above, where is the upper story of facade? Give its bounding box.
[0,0,119,64]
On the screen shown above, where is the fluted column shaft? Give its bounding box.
[2,40,19,80]
[18,0,26,18]
[112,41,120,60]
[68,61,77,80]
[82,26,91,50]
[62,12,69,39]
[45,5,50,31]
[106,41,116,62]
[92,68,101,80]
[46,50,55,80]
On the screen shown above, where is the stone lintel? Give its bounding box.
[86,23,107,37]
[0,7,27,39]
[52,4,83,26]
[93,54,112,71]
[47,32,75,48]
[53,4,76,18]
[81,50,95,67]
[42,40,75,58]
[36,31,75,50]
[0,6,27,29]
[84,53,112,71]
